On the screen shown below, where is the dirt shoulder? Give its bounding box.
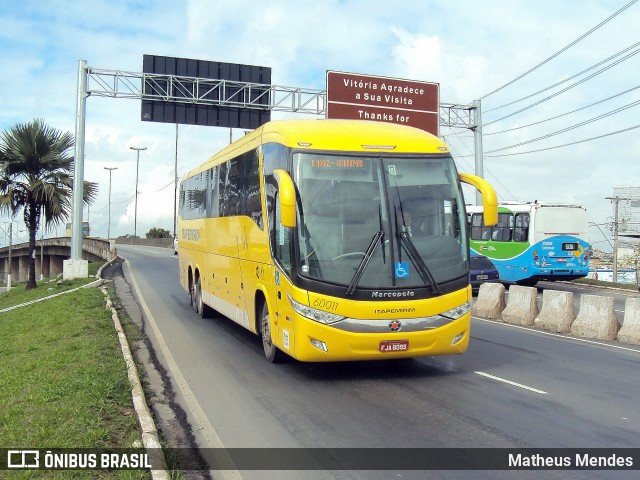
[102,258,211,480]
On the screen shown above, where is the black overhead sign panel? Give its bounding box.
[141,55,271,129]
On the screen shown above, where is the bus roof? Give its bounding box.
[184,119,450,179]
[466,202,586,214]
[259,119,448,151]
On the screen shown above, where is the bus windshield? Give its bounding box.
[292,152,467,292]
[533,206,588,243]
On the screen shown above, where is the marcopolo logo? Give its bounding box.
[8,450,40,468]
[371,290,415,298]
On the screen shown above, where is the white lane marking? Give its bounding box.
[473,316,640,354]
[475,371,548,395]
[123,259,242,480]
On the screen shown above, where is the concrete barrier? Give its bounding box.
[115,238,173,248]
[501,285,539,326]
[472,283,506,320]
[618,298,640,345]
[534,290,575,333]
[570,294,619,341]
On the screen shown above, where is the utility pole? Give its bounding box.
[130,146,147,239]
[173,124,178,241]
[71,60,87,260]
[472,99,484,206]
[606,196,630,283]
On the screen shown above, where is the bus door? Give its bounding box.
[235,222,251,328]
[269,190,297,355]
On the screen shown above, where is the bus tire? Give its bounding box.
[260,302,285,363]
[192,277,211,318]
[516,279,538,287]
[190,279,197,311]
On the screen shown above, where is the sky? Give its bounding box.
[1,0,639,252]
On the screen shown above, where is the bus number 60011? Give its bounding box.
[313,298,339,311]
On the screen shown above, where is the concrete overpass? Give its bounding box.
[0,237,174,285]
[0,237,117,285]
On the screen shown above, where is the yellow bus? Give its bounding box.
[64,220,91,237]
[178,119,497,362]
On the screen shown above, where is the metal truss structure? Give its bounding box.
[85,67,478,129]
[68,61,482,263]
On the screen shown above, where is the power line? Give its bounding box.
[483,46,640,127]
[110,195,135,206]
[485,98,640,153]
[441,134,475,172]
[484,123,640,157]
[485,42,640,113]
[480,0,639,100]
[93,180,175,213]
[444,134,519,201]
[484,85,640,136]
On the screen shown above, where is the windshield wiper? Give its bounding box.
[345,230,384,296]
[394,204,441,295]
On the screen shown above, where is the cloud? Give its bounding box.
[2,0,640,252]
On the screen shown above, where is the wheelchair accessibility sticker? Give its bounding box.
[395,262,410,278]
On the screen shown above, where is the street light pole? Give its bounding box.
[129,146,147,239]
[7,223,12,291]
[104,167,118,239]
[40,219,44,281]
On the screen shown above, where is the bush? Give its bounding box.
[146,227,171,239]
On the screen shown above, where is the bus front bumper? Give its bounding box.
[289,313,470,362]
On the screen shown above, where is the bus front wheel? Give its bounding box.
[260,303,285,363]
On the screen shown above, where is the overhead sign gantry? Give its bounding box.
[67,57,483,279]
[141,55,271,129]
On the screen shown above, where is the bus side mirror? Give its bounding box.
[459,173,498,226]
[274,169,297,228]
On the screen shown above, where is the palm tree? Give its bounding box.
[0,119,97,289]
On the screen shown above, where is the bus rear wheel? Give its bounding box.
[260,303,285,363]
[192,277,210,318]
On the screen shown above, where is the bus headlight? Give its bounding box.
[439,302,471,320]
[288,294,345,325]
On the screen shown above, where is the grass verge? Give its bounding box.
[0,281,150,479]
[572,277,639,291]
[0,261,103,310]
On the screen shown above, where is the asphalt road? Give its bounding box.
[116,244,640,480]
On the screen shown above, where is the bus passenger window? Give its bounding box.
[491,213,513,241]
[514,213,530,242]
[245,149,263,229]
[470,214,485,240]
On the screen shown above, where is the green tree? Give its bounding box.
[146,227,171,239]
[0,119,97,289]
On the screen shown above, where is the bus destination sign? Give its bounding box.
[311,158,364,168]
[326,71,439,136]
